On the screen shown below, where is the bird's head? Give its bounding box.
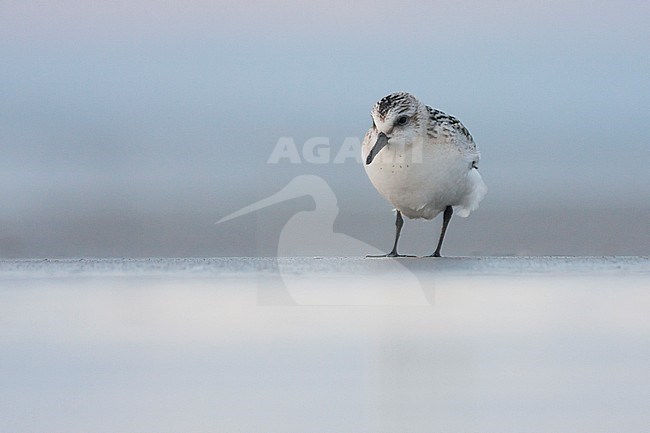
[366,92,423,165]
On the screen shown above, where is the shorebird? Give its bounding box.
[217,175,429,305]
[362,92,487,257]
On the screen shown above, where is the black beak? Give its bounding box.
[366,132,389,165]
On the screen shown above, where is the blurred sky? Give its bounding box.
[1,0,649,257]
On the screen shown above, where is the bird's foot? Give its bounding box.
[427,252,442,258]
[367,252,415,258]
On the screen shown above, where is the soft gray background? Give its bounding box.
[1,0,649,257]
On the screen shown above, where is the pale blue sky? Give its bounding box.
[1,1,649,256]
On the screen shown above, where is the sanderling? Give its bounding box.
[362,92,487,257]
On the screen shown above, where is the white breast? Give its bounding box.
[363,136,486,220]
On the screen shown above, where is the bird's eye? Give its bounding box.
[397,115,409,126]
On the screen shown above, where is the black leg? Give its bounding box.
[367,210,414,258]
[388,210,404,256]
[430,206,453,257]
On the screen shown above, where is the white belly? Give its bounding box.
[364,141,485,219]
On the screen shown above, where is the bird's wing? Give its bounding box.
[425,105,479,161]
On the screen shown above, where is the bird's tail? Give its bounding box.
[454,169,487,218]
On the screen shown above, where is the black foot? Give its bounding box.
[428,252,442,258]
[367,252,415,258]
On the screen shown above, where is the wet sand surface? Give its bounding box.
[1,257,649,432]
